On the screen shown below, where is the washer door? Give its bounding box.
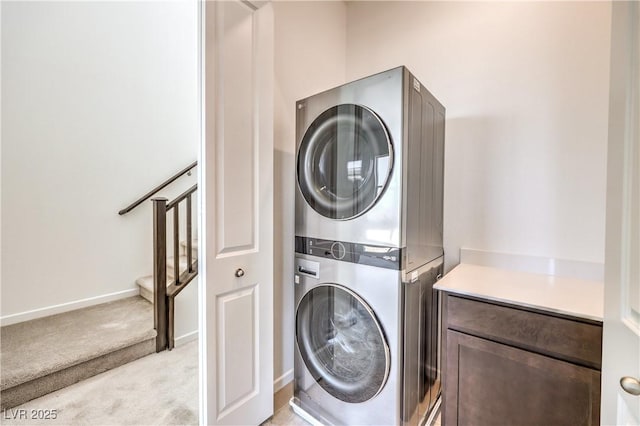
[297,104,393,220]
[296,284,390,403]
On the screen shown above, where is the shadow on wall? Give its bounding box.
[443,115,557,273]
[273,147,296,384]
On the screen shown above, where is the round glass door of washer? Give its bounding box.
[297,104,393,220]
[296,284,390,403]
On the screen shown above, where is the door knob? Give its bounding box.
[235,268,245,278]
[620,376,640,396]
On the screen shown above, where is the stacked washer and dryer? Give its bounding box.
[291,67,445,426]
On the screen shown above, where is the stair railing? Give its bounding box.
[152,185,198,351]
[117,161,198,352]
[118,161,197,216]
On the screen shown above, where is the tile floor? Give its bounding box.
[263,406,309,426]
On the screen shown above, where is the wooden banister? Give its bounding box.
[152,185,198,352]
[119,161,197,215]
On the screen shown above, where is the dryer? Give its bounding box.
[295,66,445,271]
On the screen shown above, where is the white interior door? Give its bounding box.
[601,2,640,425]
[201,1,274,424]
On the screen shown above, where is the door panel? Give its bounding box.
[216,0,255,254]
[217,286,258,415]
[601,2,640,424]
[202,1,273,424]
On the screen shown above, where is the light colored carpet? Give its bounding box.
[0,340,199,426]
[1,296,155,390]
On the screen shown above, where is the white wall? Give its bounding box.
[1,1,199,336]
[272,1,347,388]
[270,0,612,387]
[346,1,611,271]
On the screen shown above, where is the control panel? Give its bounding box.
[295,236,402,270]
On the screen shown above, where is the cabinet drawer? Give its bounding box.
[445,295,602,369]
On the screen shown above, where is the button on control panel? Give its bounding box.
[330,242,346,260]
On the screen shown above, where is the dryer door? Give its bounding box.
[296,284,390,403]
[297,104,393,220]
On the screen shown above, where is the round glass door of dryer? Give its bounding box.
[297,104,393,220]
[295,284,390,403]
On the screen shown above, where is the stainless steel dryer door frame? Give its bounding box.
[296,104,394,221]
[295,68,405,248]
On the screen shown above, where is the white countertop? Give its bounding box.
[433,264,604,322]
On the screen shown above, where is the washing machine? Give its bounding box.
[295,66,445,272]
[292,67,445,425]
[291,250,443,426]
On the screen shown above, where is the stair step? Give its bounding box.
[0,296,156,409]
[136,275,174,303]
[180,239,199,254]
[180,238,198,248]
[167,255,191,277]
[136,255,196,303]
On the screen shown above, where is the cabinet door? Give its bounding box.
[444,331,600,426]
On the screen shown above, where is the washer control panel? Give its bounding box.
[295,236,402,270]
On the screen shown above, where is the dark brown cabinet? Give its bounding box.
[441,293,602,426]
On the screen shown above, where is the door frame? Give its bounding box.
[601,1,640,424]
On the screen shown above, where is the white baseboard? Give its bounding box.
[274,369,293,392]
[174,330,199,347]
[460,248,604,282]
[0,288,140,326]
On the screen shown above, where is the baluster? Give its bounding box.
[152,198,168,352]
[187,194,193,272]
[173,206,180,284]
[168,297,175,351]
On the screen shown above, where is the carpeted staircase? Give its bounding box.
[1,239,199,409]
[0,297,156,409]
